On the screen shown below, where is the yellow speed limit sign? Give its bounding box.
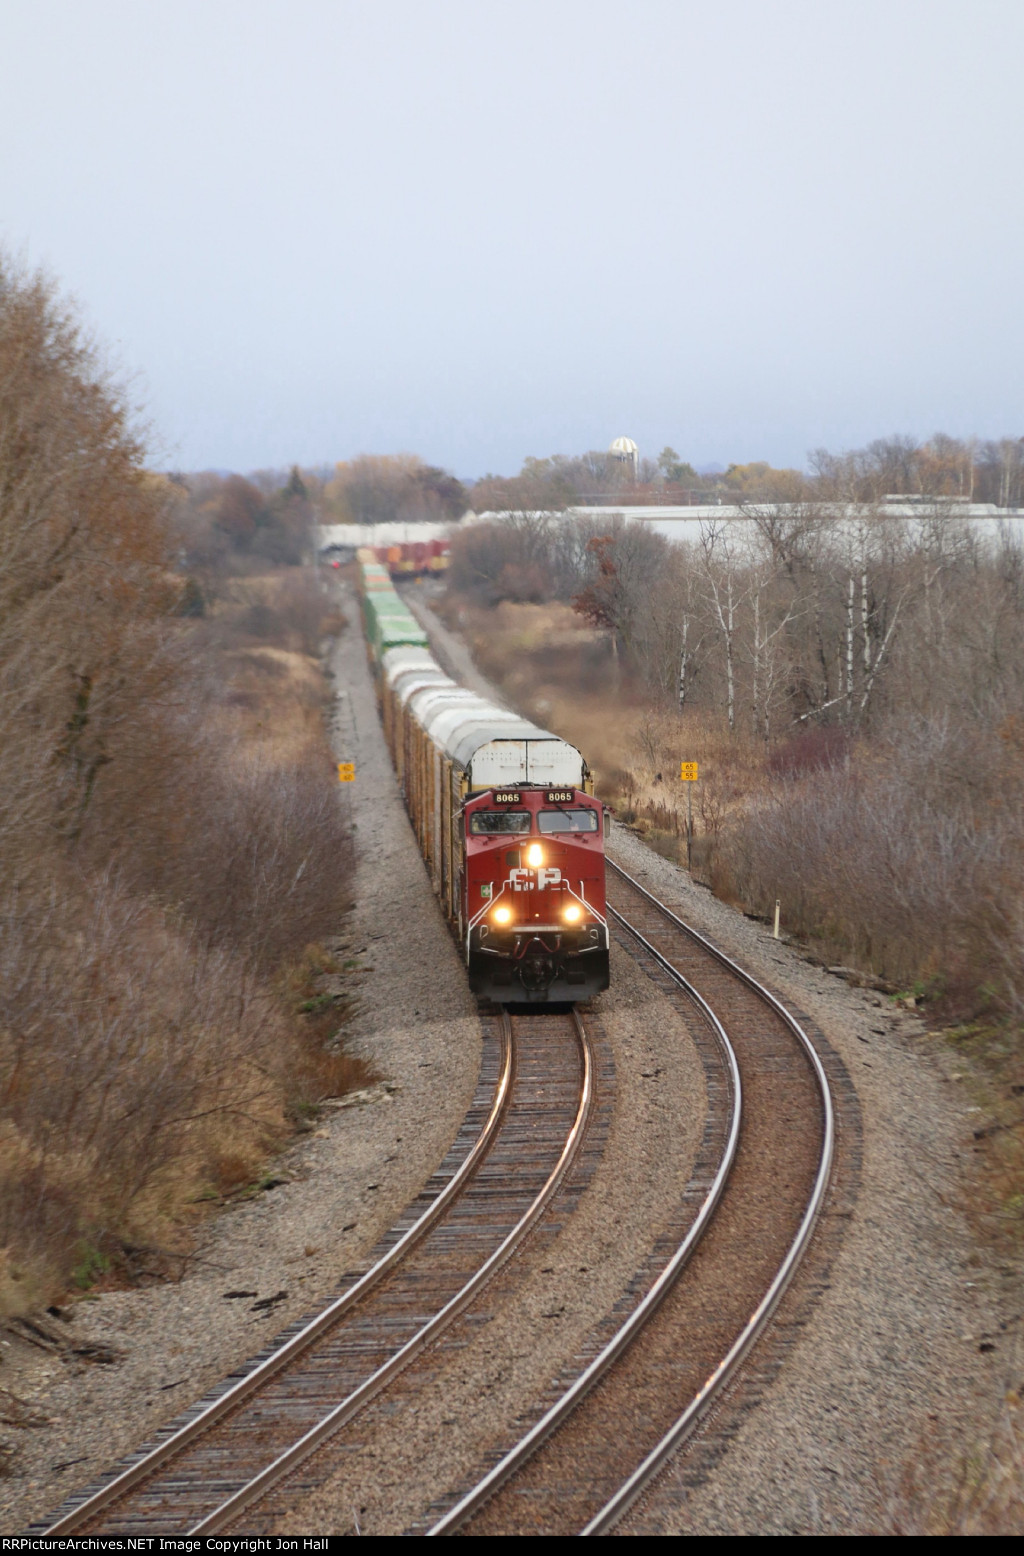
[679,762,698,781]
[337,762,356,783]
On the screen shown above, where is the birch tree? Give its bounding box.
[697,518,748,732]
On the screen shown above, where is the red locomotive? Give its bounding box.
[364,560,610,1004]
[464,785,609,1002]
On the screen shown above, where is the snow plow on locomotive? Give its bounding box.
[356,558,609,1004]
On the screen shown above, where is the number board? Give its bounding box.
[493,790,521,804]
[546,789,575,803]
[337,762,356,783]
[679,762,699,782]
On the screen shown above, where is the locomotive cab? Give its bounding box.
[464,787,610,1004]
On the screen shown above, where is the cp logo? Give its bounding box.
[509,867,563,891]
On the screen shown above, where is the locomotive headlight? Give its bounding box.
[526,843,544,868]
[492,905,512,925]
[563,903,582,923]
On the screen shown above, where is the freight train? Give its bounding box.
[357,553,610,1004]
[321,532,450,575]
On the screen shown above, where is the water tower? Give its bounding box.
[608,436,639,481]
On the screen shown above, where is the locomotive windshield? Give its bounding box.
[538,808,599,834]
[469,811,532,835]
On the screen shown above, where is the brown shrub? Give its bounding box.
[722,722,1024,1011]
[171,743,354,972]
[766,724,851,780]
[0,874,291,1309]
[209,570,345,658]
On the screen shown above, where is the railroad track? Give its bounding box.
[36,862,838,1538]
[34,1007,599,1537]
[425,856,835,1536]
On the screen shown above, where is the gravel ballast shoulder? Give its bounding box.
[607,827,1020,1534]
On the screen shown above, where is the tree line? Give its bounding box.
[468,432,1024,511]
[0,256,356,1312]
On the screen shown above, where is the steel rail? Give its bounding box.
[426,918,742,1537]
[580,859,836,1535]
[191,1008,595,1534]
[44,1015,515,1536]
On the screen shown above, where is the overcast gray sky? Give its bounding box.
[2,0,1021,477]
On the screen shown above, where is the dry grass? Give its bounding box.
[213,568,345,653]
[448,597,661,780]
[0,873,289,1312]
[0,567,368,1316]
[937,1022,1024,1259]
[440,594,767,882]
[207,569,342,738]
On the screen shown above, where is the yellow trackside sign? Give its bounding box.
[680,762,698,781]
[337,762,356,782]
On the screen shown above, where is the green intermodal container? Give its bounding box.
[363,592,428,660]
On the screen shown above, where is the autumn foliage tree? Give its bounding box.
[173,464,313,573]
[0,258,181,867]
[324,453,466,524]
[0,256,354,1310]
[572,535,628,674]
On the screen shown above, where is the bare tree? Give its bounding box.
[697,518,750,732]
